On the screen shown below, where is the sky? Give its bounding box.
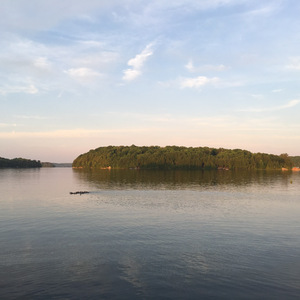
[1,0,300,162]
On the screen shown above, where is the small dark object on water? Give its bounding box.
[70,191,89,195]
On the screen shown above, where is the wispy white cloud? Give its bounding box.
[243,4,277,18]
[251,94,264,99]
[100,112,300,138]
[74,52,119,68]
[0,83,38,95]
[0,127,152,139]
[0,35,118,92]
[0,0,250,33]
[65,67,102,83]
[179,76,219,89]
[145,0,249,14]
[185,60,227,72]
[239,99,300,113]
[0,0,121,32]
[106,111,236,128]
[33,57,52,70]
[123,43,154,81]
[159,75,223,89]
[286,57,300,70]
[185,60,195,72]
[280,99,300,109]
[0,123,17,128]
[128,45,153,69]
[14,115,49,120]
[122,69,141,81]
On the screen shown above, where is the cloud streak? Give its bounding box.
[0,83,38,95]
[123,43,153,81]
[65,67,102,83]
[185,60,227,72]
[180,76,219,89]
[286,57,300,70]
[239,100,300,113]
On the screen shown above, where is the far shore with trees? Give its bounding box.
[0,157,42,168]
[1,146,299,170]
[72,145,299,171]
[0,158,73,168]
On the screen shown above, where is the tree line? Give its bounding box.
[0,157,42,168]
[72,145,293,170]
[290,156,300,167]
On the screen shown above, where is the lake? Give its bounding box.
[0,168,299,299]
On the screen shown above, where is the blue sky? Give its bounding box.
[1,0,300,162]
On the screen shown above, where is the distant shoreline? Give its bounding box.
[0,157,41,168]
[72,145,299,171]
[42,162,72,168]
[0,157,72,169]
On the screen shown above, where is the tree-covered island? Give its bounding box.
[0,157,42,168]
[72,145,294,170]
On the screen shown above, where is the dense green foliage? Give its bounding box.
[0,157,42,168]
[290,156,300,167]
[72,145,293,170]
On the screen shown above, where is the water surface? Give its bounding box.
[0,168,299,299]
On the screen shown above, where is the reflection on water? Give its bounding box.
[0,168,299,299]
[73,168,298,193]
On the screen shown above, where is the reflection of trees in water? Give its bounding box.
[72,169,294,190]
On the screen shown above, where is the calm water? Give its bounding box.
[0,168,299,299]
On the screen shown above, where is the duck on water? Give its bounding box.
[69,191,89,195]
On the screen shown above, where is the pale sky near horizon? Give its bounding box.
[1,0,300,162]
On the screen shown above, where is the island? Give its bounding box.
[0,157,42,168]
[72,145,294,170]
